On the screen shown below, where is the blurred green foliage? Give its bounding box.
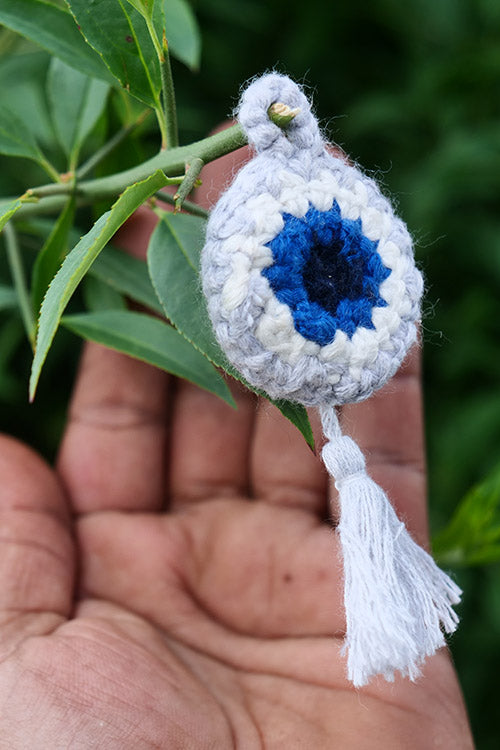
[1,0,500,745]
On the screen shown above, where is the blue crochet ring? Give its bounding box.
[262,202,391,346]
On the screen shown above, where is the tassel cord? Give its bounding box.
[319,405,461,687]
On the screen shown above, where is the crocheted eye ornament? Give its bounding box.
[201,73,461,688]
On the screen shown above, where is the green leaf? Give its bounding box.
[271,400,315,451]
[163,0,201,70]
[0,52,55,149]
[2,221,35,346]
[46,58,110,166]
[31,197,76,316]
[156,210,204,268]
[0,284,17,312]
[67,0,162,108]
[30,169,168,399]
[0,106,46,162]
[433,463,500,566]
[61,309,235,405]
[125,0,157,20]
[0,0,114,84]
[89,244,163,313]
[147,213,224,364]
[82,276,127,311]
[147,213,314,449]
[0,199,23,232]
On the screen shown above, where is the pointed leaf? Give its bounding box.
[67,0,162,108]
[147,214,224,364]
[271,400,315,451]
[157,210,205,268]
[47,58,110,164]
[125,0,157,20]
[30,169,168,399]
[0,0,114,84]
[433,462,500,566]
[0,106,45,162]
[163,0,201,70]
[0,199,23,232]
[61,309,235,405]
[0,52,54,149]
[89,244,163,313]
[31,197,76,316]
[148,214,314,448]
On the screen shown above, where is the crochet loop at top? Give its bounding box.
[237,73,324,157]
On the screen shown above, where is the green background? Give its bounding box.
[1,0,500,745]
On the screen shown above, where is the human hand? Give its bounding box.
[0,155,474,749]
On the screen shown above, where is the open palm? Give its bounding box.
[0,344,472,749]
[0,159,473,748]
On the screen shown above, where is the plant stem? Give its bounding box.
[15,123,248,218]
[76,110,151,179]
[174,157,204,211]
[10,104,300,220]
[143,15,177,149]
[267,102,301,128]
[27,174,185,200]
[153,191,208,218]
[2,222,35,348]
[160,35,178,148]
[153,105,169,151]
[39,157,62,184]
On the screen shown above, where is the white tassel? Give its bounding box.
[320,406,461,688]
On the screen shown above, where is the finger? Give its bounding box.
[57,343,170,513]
[57,206,171,514]
[339,345,428,545]
[250,402,328,515]
[0,436,73,644]
[165,127,255,510]
[169,378,257,508]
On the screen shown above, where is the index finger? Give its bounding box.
[56,209,171,514]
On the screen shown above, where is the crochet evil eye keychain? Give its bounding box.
[201,73,461,687]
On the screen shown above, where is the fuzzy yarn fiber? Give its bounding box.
[202,73,424,406]
[200,73,461,688]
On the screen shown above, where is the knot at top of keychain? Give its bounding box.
[237,73,324,158]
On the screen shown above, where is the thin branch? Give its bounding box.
[153,190,208,218]
[14,124,247,217]
[143,15,177,149]
[174,157,204,212]
[76,110,151,179]
[38,156,62,184]
[26,174,184,200]
[160,35,178,148]
[12,102,300,220]
[268,102,301,128]
[2,222,35,348]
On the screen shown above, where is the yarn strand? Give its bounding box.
[320,405,461,687]
[201,73,461,686]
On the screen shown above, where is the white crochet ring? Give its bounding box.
[201,73,460,688]
[202,74,423,406]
